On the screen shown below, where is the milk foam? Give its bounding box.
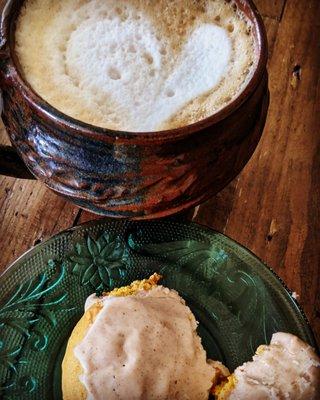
[67,20,231,131]
[16,0,255,132]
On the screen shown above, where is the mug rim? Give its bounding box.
[2,0,268,142]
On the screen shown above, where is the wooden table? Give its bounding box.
[0,0,319,344]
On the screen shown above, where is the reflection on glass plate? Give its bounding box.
[0,220,316,399]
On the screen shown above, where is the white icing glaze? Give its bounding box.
[227,332,320,400]
[84,294,101,312]
[74,286,215,399]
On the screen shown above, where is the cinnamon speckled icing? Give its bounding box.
[217,332,320,400]
[74,286,216,399]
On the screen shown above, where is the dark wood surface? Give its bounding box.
[1,0,319,344]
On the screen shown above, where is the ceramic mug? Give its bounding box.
[0,0,269,219]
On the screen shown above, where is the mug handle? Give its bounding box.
[0,89,34,179]
[0,144,35,179]
[0,2,33,180]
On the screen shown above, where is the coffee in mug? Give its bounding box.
[15,0,256,132]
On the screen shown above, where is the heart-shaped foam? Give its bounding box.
[16,0,255,132]
[66,11,231,131]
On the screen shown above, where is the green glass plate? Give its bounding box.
[0,219,317,399]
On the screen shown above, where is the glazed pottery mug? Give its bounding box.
[0,0,269,219]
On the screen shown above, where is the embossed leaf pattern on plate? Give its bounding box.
[0,261,71,397]
[0,220,315,399]
[69,232,129,293]
[128,237,279,353]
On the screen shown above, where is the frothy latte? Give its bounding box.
[16,0,256,132]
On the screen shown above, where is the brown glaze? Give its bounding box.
[0,0,269,219]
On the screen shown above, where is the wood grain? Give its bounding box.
[1,0,320,345]
[254,0,286,19]
[0,122,79,269]
[195,0,320,343]
[263,16,280,59]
